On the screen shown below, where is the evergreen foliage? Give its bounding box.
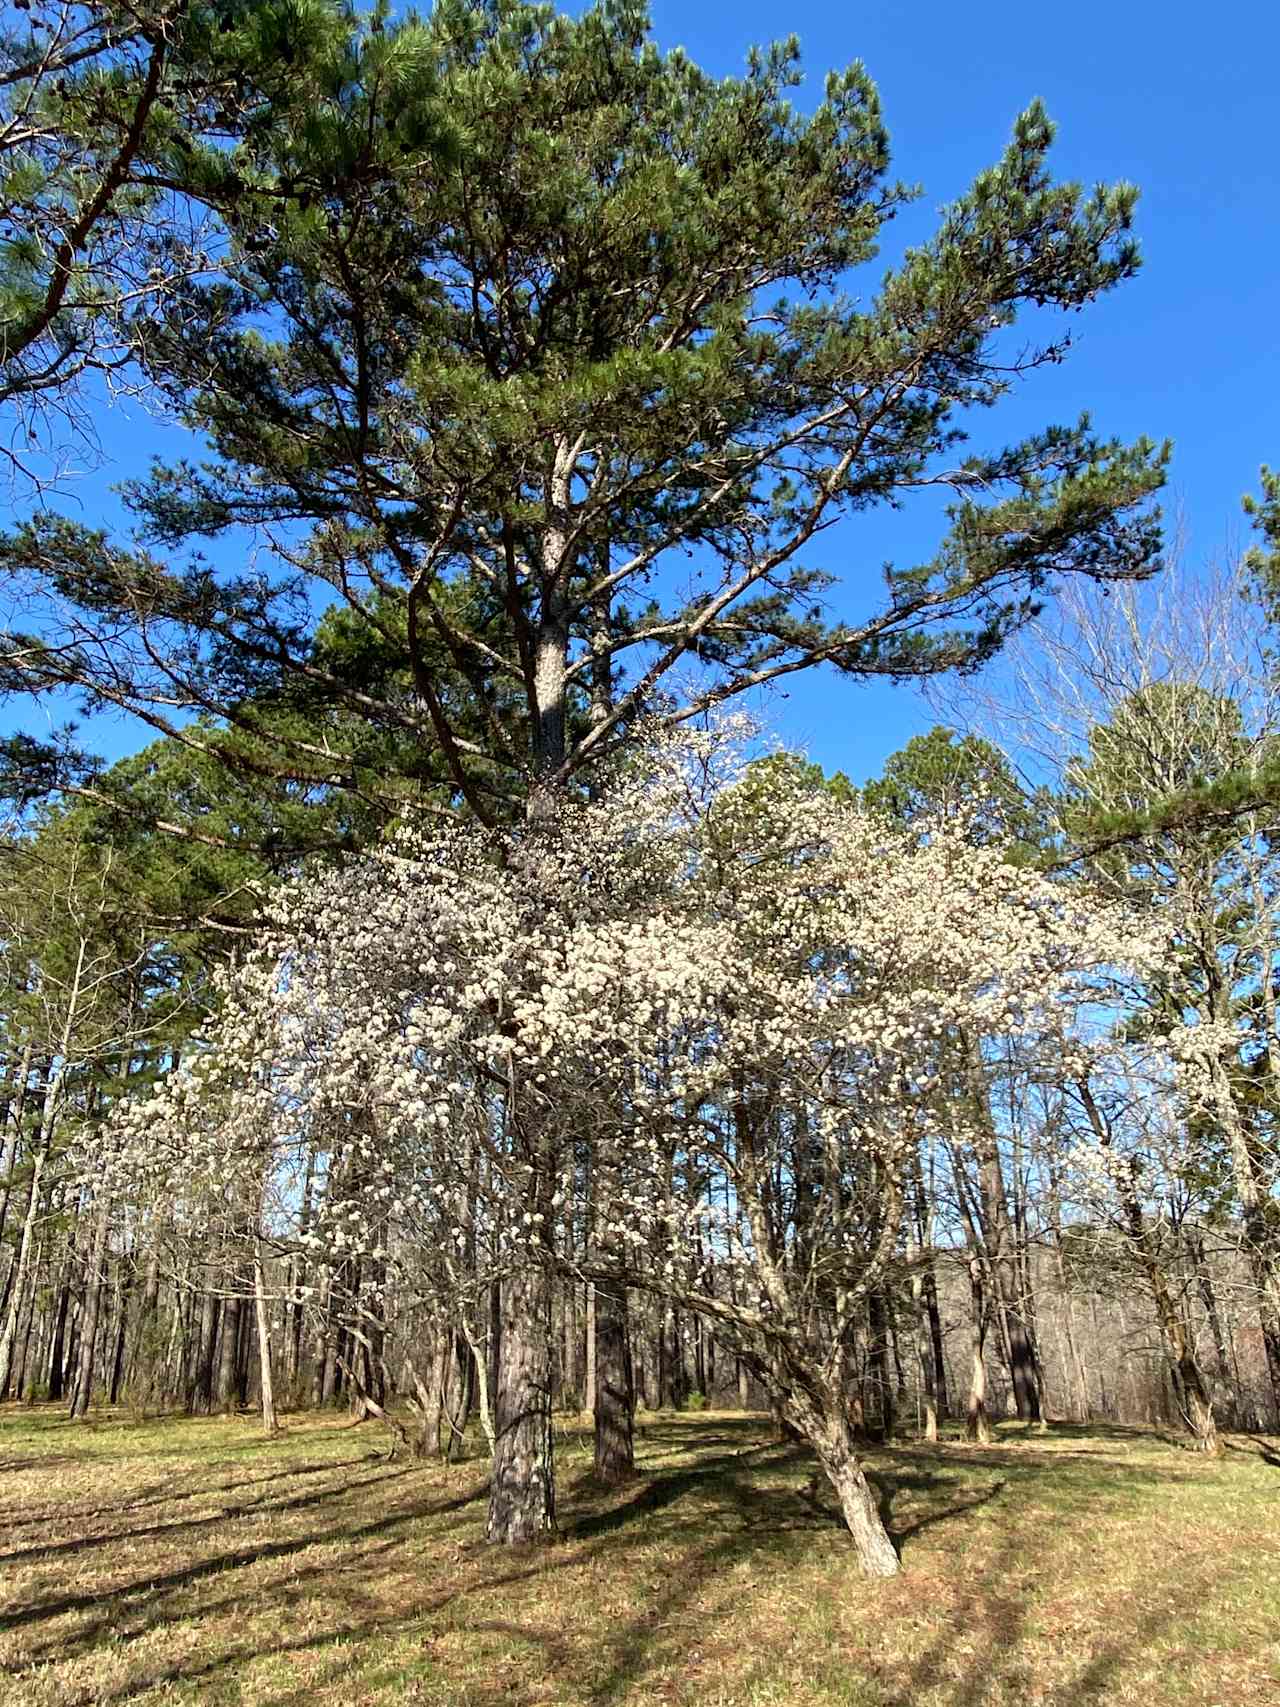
[0,0,1165,830]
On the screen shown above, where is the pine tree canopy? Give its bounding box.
[0,0,1167,829]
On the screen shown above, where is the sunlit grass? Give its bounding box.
[0,1405,1277,1705]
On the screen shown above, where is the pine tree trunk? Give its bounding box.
[13,1238,43,1399]
[128,1243,161,1401]
[190,1287,218,1414]
[866,1290,895,1441]
[593,1279,633,1483]
[486,1261,555,1544]
[217,1290,243,1413]
[69,1203,109,1420]
[0,1041,34,1246]
[0,1075,54,1396]
[46,1271,70,1401]
[107,1268,130,1405]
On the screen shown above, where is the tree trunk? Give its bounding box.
[190,1287,218,1414]
[69,1201,109,1420]
[966,1258,992,1444]
[783,1380,899,1577]
[866,1289,895,1441]
[13,1237,43,1399]
[439,1330,472,1460]
[968,1054,1042,1424]
[0,1072,56,1396]
[0,1041,34,1246]
[486,1261,555,1544]
[107,1265,130,1405]
[253,1238,278,1435]
[584,1283,597,1414]
[593,1279,633,1482]
[217,1290,243,1413]
[46,1270,71,1401]
[911,1260,939,1442]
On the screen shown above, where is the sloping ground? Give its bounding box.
[0,1408,1277,1706]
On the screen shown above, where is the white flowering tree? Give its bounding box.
[99,728,1157,1575]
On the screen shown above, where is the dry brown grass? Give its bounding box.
[0,1405,1277,1706]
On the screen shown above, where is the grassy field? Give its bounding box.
[0,1406,1277,1707]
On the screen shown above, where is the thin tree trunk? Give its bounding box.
[0,1041,34,1245]
[46,1266,71,1401]
[966,1258,992,1445]
[584,1283,597,1414]
[13,1236,43,1399]
[968,1047,1042,1424]
[253,1237,278,1435]
[0,1067,57,1396]
[190,1286,218,1415]
[107,1262,130,1404]
[69,1200,109,1419]
[910,1258,939,1441]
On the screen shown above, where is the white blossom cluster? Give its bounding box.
[95,724,1174,1351]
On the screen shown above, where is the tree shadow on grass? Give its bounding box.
[4,1418,1262,1707]
[0,1454,382,1534]
[0,1461,425,1568]
[877,1541,1232,1707]
[1,1476,489,1645]
[568,1439,815,1545]
[16,1430,818,1706]
[1224,1435,1280,1469]
[89,1549,593,1707]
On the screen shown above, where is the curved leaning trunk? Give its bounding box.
[783,1381,900,1577]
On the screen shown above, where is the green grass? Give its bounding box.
[0,1406,1277,1706]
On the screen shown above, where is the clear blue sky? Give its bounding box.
[10,0,1279,788]
[644,0,1280,778]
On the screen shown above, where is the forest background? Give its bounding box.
[1,0,1280,1623]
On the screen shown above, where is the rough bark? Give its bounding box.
[0,1133,46,1397]
[189,1286,218,1415]
[593,1279,634,1482]
[910,1260,939,1442]
[46,1269,71,1401]
[784,1380,900,1577]
[486,1261,556,1544]
[0,1041,34,1244]
[216,1290,243,1413]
